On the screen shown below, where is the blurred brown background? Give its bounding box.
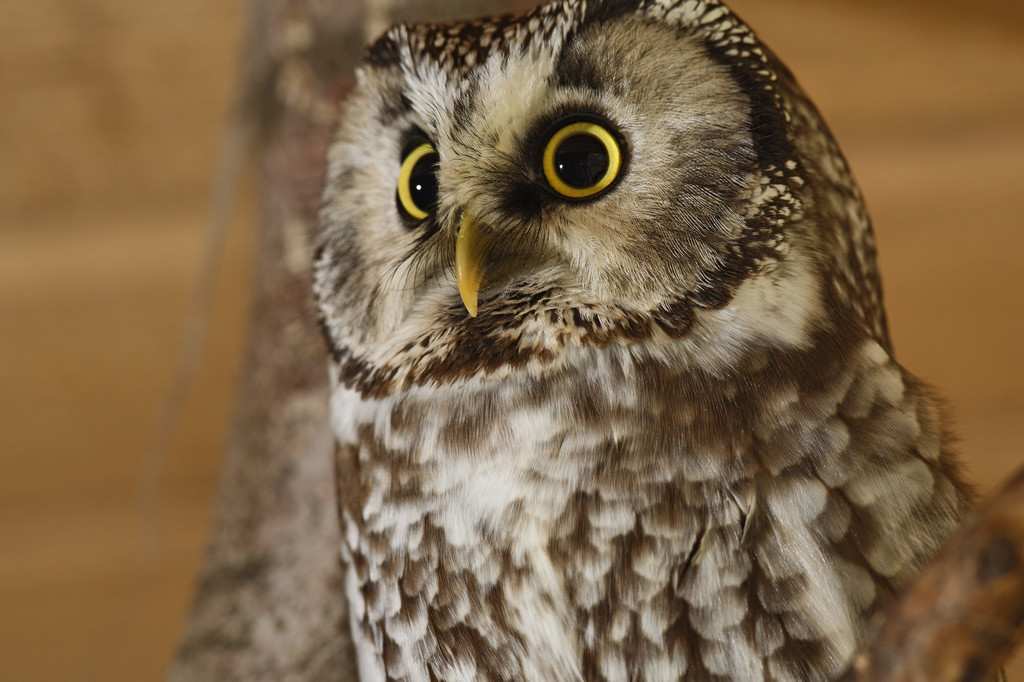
[0,1,1021,680]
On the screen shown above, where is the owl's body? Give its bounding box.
[314,1,970,680]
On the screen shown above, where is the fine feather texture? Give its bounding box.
[313,1,971,680]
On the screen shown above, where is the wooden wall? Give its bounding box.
[0,1,1020,679]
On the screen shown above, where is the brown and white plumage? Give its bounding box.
[313,1,971,680]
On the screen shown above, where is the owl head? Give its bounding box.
[314,0,889,396]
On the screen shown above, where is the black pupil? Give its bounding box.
[554,134,609,188]
[408,152,439,214]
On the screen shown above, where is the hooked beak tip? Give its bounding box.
[455,213,483,317]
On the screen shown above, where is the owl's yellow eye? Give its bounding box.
[397,142,440,221]
[542,120,622,199]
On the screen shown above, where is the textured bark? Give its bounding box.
[167,2,366,679]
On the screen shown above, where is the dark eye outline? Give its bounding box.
[396,141,439,222]
[541,116,624,200]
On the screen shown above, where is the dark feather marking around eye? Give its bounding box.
[701,46,796,173]
[553,44,607,95]
[366,33,401,66]
[374,94,410,128]
[686,222,779,312]
[665,126,756,196]
[498,182,543,223]
[581,0,637,24]
[691,268,744,310]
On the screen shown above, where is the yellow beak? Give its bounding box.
[455,212,485,317]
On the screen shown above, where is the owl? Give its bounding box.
[312,0,972,680]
